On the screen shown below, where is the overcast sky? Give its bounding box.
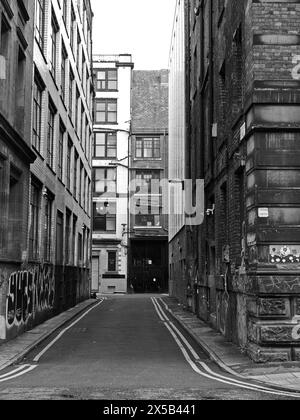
[91,0,176,70]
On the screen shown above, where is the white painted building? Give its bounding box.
[168,0,188,299]
[169,0,187,242]
[92,54,134,294]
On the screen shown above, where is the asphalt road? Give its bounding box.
[0,295,296,401]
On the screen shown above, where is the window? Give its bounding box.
[79,162,83,206]
[65,210,71,264]
[66,138,72,190]
[136,137,161,159]
[80,164,85,208]
[0,14,10,61]
[77,31,81,74]
[84,172,88,212]
[47,101,56,168]
[69,68,74,118]
[96,99,117,124]
[93,168,117,196]
[61,44,67,102]
[62,0,68,25]
[87,178,91,215]
[82,52,86,83]
[50,11,59,79]
[56,211,64,265]
[35,0,45,49]
[78,232,83,264]
[44,191,53,262]
[72,216,77,265]
[29,182,41,260]
[74,151,78,199]
[58,123,65,180]
[75,88,80,132]
[135,209,162,228]
[81,106,86,148]
[135,170,161,194]
[93,202,117,232]
[94,132,117,158]
[70,6,76,54]
[32,74,44,152]
[95,69,118,91]
[108,251,117,272]
[15,48,26,132]
[7,167,23,258]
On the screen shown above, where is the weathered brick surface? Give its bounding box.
[176,0,300,360]
[132,70,169,132]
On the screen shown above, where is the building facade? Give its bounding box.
[170,0,300,362]
[0,0,37,341]
[169,0,191,304]
[0,0,94,343]
[92,54,134,295]
[129,70,169,294]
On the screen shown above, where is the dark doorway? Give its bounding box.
[130,240,168,293]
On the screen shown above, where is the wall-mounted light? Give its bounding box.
[206,204,215,217]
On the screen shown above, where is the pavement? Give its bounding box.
[0,299,98,371]
[161,296,300,392]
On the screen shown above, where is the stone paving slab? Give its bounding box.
[0,300,98,371]
[162,296,300,392]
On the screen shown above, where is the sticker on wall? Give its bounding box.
[270,245,300,264]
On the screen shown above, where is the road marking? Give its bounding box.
[0,365,37,383]
[0,365,32,379]
[151,298,300,398]
[154,297,289,391]
[33,299,105,363]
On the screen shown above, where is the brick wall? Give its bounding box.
[132,70,169,132]
[182,0,300,361]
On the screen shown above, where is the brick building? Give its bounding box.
[170,0,300,362]
[129,70,169,293]
[92,54,134,295]
[0,0,94,343]
[0,0,36,340]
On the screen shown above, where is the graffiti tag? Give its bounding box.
[292,316,300,341]
[292,55,300,81]
[6,265,55,330]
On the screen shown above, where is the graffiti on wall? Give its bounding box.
[6,264,55,330]
[292,56,300,80]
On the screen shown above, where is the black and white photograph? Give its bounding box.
[0,0,300,407]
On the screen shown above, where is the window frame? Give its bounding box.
[95,69,118,91]
[93,202,117,233]
[93,167,117,196]
[95,99,118,124]
[94,132,117,159]
[135,137,161,159]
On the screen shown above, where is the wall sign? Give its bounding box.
[258,208,269,218]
